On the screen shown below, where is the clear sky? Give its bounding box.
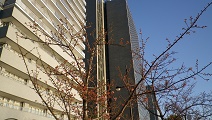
[127,0,212,94]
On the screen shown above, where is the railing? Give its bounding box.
[0,100,54,118]
[15,0,85,66]
[23,2,52,34]
[75,0,86,13]
[15,3,80,60]
[0,100,23,110]
[7,22,84,81]
[57,0,82,31]
[72,0,85,19]
[66,0,84,25]
[61,0,82,29]
[0,56,34,87]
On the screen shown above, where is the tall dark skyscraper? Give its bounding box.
[86,0,149,119]
[105,0,140,119]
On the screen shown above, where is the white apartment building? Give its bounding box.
[0,0,86,119]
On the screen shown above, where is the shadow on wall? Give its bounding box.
[5,118,18,120]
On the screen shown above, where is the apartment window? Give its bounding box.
[46,88,50,94]
[8,100,14,108]
[0,97,3,106]
[29,106,33,113]
[3,98,9,107]
[28,58,32,63]
[14,101,20,110]
[24,79,28,85]
[43,109,47,116]
[20,102,24,111]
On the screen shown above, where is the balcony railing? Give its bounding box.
[75,0,86,13]
[0,100,54,119]
[17,2,85,58]
[51,0,82,31]
[66,0,84,24]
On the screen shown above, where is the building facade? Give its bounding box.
[85,0,107,119]
[1,0,149,119]
[0,0,86,119]
[105,1,151,119]
[86,0,149,119]
[105,0,140,119]
[146,85,160,120]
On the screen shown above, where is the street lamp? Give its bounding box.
[115,86,125,91]
[115,85,135,120]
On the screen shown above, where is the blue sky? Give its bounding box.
[127,0,212,94]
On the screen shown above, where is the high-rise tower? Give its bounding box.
[0,0,86,119]
[86,0,147,119]
[105,0,141,119]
